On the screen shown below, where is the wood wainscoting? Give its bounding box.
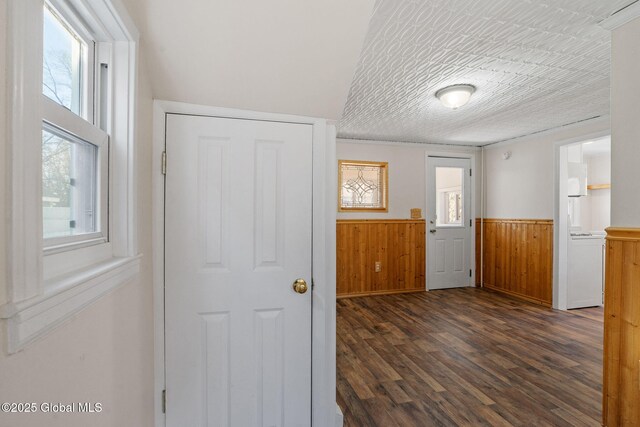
[603,228,640,426]
[476,218,553,306]
[336,219,425,298]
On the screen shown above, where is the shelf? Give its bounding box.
[587,184,611,190]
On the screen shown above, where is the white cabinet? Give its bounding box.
[567,235,604,309]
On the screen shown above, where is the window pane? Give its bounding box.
[43,129,98,239]
[436,167,463,226]
[339,161,387,210]
[43,5,83,115]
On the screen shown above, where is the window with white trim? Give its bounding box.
[42,2,109,252]
[1,0,140,353]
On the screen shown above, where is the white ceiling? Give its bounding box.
[121,0,374,120]
[338,0,633,146]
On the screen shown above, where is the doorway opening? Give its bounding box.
[556,136,610,310]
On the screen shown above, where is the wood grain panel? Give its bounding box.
[603,227,640,427]
[588,184,611,190]
[337,289,604,426]
[476,221,482,287]
[337,220,425,298]
[475,219,553,306]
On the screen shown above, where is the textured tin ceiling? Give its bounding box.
[338,0,633,146]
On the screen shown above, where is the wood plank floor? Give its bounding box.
[336,288,604,427]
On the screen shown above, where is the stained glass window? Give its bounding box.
[338,160,388,211]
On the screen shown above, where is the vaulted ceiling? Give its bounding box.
[123,0,632,146]
[121,0,374,120]
[338,0,633,146]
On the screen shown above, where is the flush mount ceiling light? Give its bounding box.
[435,84,476,109]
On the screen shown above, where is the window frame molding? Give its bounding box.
[1,0,141,353]
[42,95,110,251]
[337,159,389,212]
[43,0,96,121]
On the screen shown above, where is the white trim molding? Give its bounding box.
[600,2,640,30]
[152,100,337,426]
[2,0,141,353]
[552,129,611,311]
[482,116,611,149]
[0,256,141,351]
[335,404,344,427]
[6,0,44,305]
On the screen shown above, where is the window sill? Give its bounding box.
[0,254,142,353]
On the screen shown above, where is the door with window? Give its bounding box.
[164,114,313,426]
[427,157,472,289]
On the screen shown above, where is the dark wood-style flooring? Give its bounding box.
[336,288,604,427]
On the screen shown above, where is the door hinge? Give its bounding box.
[161,151,167,175]
[470,219,472,227]
[470,168,472,177]
[162,389,166,414]
[470,269,472,278]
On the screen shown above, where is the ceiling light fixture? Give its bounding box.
[435,84,476,109]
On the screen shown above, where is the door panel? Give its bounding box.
[201,311,230,424]
[165,114,313,426]
[453,238,464,272]
[199,138,230,270]
[427,157,472,289]
[435,239,446,272]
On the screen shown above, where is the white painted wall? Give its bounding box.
[611,17,640,228]
[0,12,155,427]
[483,119,610,220]
[484,137,554,219]
[336,139,480,220]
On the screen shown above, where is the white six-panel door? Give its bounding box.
[427,157,472,290]
[165,114,313,426]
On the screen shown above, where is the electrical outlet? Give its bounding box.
[375,261,381,273]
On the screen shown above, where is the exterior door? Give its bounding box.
[427,157,472,290]
[165,114,313,426]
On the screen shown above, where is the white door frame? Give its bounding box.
[424,151,477,290]
[552,128,610,310]
[152,100,337,426]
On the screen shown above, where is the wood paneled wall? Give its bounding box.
[603,228,640,427]
[476,219,553,306]
[336,219,425,298]
[476,221,482,287]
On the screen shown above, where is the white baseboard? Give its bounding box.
[335,403,344,427]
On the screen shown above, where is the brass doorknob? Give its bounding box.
[293,279,308,294]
